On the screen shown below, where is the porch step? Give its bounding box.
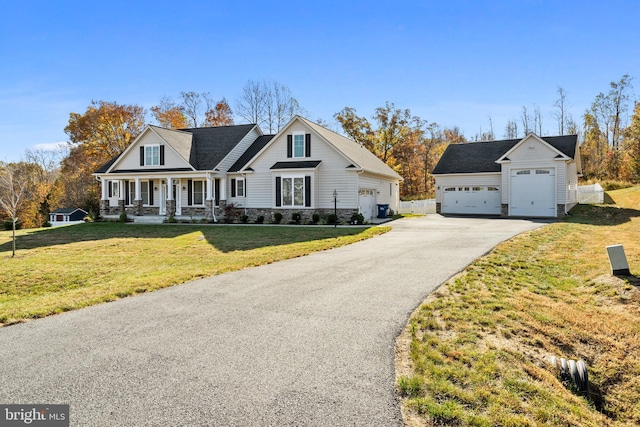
[132,216,165,224]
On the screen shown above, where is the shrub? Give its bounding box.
[350,213,365,225]
[312,213,320,224]
[240,214,249,224]
[118,211,128,223]
[255,215,264,224]
[167,215,177,223]
[273,212,283,224]
[327,214,338,225]
[291,212,302,224]
[4,220,21,230]
[42,220,52,228]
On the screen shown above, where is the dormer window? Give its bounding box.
[145,145,160,166]
[287,134,311,158]
[140,145,164,166]
[293,134,305,157]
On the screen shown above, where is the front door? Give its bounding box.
[160,185,166,215]
[173,182,181,215]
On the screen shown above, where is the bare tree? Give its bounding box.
[236,79,304,132]
[521,106,532,135]
[0,162,33,257]
[180,91,214,127]
[236,80,266,126]
[553,87,569,135]
[533,105,543,135]
[505,120,518,139]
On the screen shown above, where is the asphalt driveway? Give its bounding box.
[0,216,545,426]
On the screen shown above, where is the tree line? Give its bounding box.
[2,75,639,237]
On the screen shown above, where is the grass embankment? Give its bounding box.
[0,223,389,325]
[397,186,640,426]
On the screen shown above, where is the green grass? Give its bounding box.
[0,222,389,325]
[397,186,640,427]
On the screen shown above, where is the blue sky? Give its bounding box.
[1,0,638,162]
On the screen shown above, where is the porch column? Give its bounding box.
[134,177,143,215]
[101,178,108,200]
[167,177,173,200]
[100,178,109,217]
[206,174,214,200]
[117,179,125,213]
[135,178,141,200]
[219,177,227,200]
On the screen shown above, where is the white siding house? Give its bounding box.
[433,134,581,218]
[94,116,402,224]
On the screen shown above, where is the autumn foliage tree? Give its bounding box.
[58,100,145,213]
[204,98,234,126]
[150,96,188,129]
[335,103,452,198]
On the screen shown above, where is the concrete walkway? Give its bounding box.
[0,216,545,426]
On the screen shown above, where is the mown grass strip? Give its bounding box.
[397,186,640,427]
[0,223,389,325]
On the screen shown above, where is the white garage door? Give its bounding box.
[442,186,501,215]
[358,189,376,221]
[510,169,556,217]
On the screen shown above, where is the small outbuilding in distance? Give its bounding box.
[49,208,88,226]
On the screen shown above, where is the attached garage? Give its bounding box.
[432,134,581,218]
[509,168,556,217]
[442,185,501,215]
[358,189,376,221]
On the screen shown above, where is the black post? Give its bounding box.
[333,189,337,228]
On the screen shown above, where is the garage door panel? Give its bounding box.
[510,169,555,217]
[442,186,501,215]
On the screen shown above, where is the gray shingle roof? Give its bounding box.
[270,160,322,169]
[296,116,403,180]
[228,135,275,172]
[432,135,578,174]
[180,124,256,170]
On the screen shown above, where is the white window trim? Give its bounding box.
[281,174,305,207]
[292,133,305,158]
[192,180,205,206]
[236,179,245,197]
[141,181,150,206]
[145,145,160,166]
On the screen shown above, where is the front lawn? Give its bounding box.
[397,186,640,426]
[0,223,389,325]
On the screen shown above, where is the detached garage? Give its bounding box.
[433,134,581,218]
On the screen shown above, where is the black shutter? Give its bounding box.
[160,145,165,165]
[108,181,112,197]
[305,176,311,207]
[149,180,154,205]
[125,181,130,205]
[305,134,311,158]
[287,135,292,158]
[231,179,236,197]
[214,179,220,206]
[275,177,281,207]
[140,147,144,166]
[188,179,193,205]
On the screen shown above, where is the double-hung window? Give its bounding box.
[236,179,245,197]
[141,181,150,205]
[145,145,160,166]
[282,177,305,206]
[193,180,204,205]
[293,134,305,158]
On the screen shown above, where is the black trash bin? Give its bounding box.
[377,204,389,219]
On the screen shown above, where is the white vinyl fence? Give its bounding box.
[578,183,604,204]
[399,199,437,214]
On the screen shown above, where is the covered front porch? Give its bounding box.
[98,173,228,221]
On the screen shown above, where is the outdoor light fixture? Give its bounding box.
[333,189,338,228]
